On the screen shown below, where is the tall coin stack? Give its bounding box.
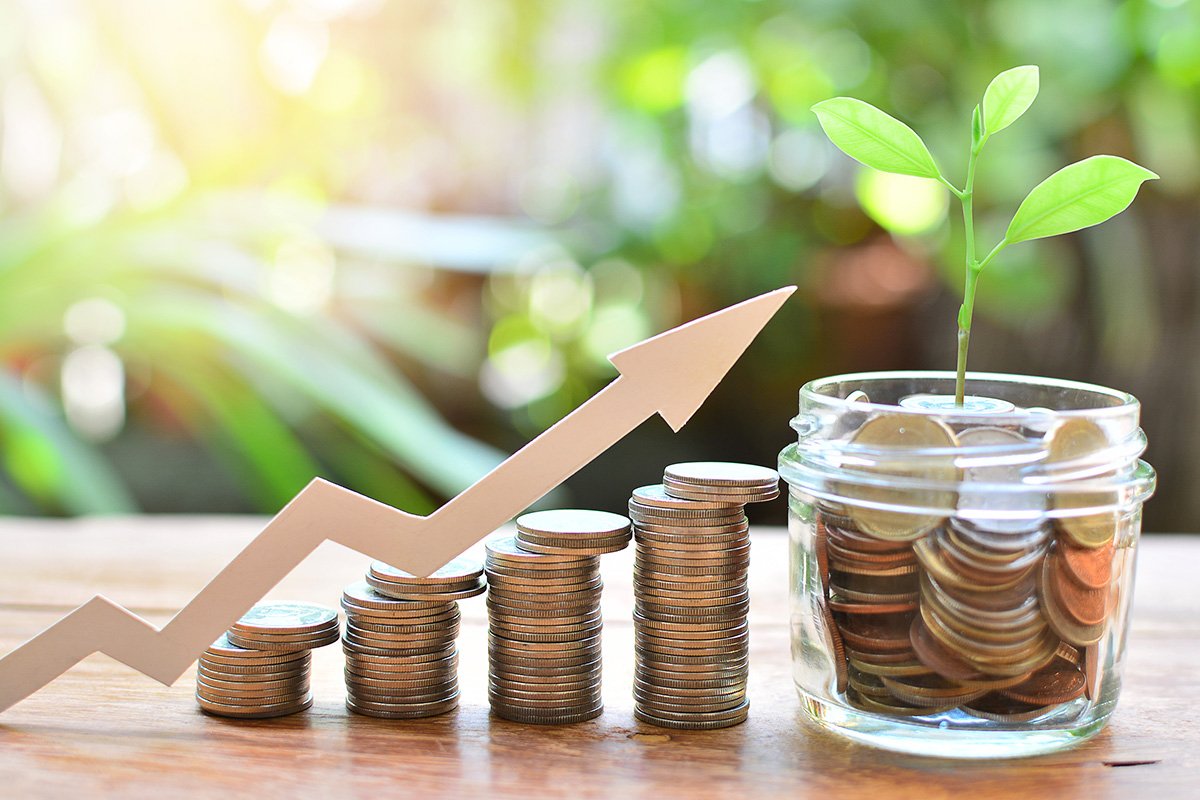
[485,509,631,725]
[630,462,780,730]
[196,602,339,719]
[341,557,485,719]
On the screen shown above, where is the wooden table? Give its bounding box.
[0,518,1196,798]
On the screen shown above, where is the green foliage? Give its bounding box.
[812,65,1157,402]
[982,66,1040,137]
[1006,156,1160,244]
[811,98,941,179]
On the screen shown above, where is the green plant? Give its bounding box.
[812,65,1158,404]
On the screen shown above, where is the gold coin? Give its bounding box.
[843,413,959,540]
[1045,418,1117,548]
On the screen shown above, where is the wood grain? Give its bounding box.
[1,517,1197,798]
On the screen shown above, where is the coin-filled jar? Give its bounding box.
[778,371,1156,758]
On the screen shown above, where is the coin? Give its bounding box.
[1056,536,1114,590]
[485,535,593,566]
[227,629,339,652]
[346,694,460,719]
[491,703,603,725]
[485,530,616,724]
[664,462,779,488]
[343,557,477,718]
[662,484,780,504]
[369,556,484,586]
[232,602,339,635]
[631,484,740,510]
[197,693,314,719]
[1045,418,1117,548]
[842,413,959,540]
[633,699,749,729]
[517,509,632,538]
[514,533,631,556]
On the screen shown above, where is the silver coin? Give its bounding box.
[368,556,484,586]
[197,692,313,719]
[484,574,603,594]
[196,685,311,706]
[196,674,307,693]
[514,533,631,556]
[663,462,779,488]
[227,630,339,652]
[346,693,459,718]
[489,651,602,670]
[226,620,340,642]
[631,484,739,510]
[366,575,486,602]
[203,633,310,661]
[634,692,747,714]
[348,683,460,704]
[231,602,339,635]
[628,499,745,520]
[516,509,631,538]
[663,483,780,504]
[484,564,599,581]
[346,614,460,634]
[633,673,746,691]
[197,662,310,682]
[486,535,595,566]
[490,702,603,725]
[633,708,746,730]
[342,581,452,611]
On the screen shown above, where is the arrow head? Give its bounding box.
[607,286,796,432]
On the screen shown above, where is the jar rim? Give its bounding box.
[799,370,1139,423]
[783,370,1155,516]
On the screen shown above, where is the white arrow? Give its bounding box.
[0,286,795,712]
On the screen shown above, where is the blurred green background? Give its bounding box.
[0,0,1192,531]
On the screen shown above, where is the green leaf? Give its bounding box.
[1006,155,1159,244]
[982,66,1039,137]
[812,97,941,179]
[0,371,136,514]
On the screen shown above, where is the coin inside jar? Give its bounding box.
[842,414,960,541]
[1045,418,1118,548]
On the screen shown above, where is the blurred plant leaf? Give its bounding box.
[811,97,941,179]
[0,371,135,514]
[1006,156,1158,244]
[126,291,505,499]
[147,353,323,509]
[982,65,1039,137]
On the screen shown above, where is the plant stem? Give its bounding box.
[954,142,982,406]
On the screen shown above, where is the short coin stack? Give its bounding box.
[485,509,631,724]
[196,602,339,719]
[342,557,485,719]
[630,462,779,730]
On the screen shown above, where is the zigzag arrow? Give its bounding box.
[0,286,795,713]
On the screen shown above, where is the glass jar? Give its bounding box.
[778,371,1156,758]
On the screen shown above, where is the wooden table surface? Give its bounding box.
[0,517,1197,799]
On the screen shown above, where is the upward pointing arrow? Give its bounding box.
[0,286,795,713]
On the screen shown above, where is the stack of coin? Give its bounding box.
[342,557,485,719]
[196,602,339,719]
[630,462,779,730]
[486,511,630,725]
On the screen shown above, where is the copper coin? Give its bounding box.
[828,594,918,615]
[999,658,1087,706]
[834,612,914,653]
[1048,546,1109,626]
[1057,536,1115,590]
